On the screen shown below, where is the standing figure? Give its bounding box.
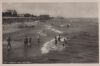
[62,38,66,47]
[58,34,61,41]
[67,24,70,28]
[28,37,32,48]
[64,38,67,44]
[62,43,64,47]
[37,35,40,47]
[55,36,57,46]
[24,36,28,48]
[7,35,11,50]
[64,37,69,46]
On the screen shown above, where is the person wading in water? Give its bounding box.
[37,35,40,47]
[7,35,12,50]
[24,36,28,48]
[28,37,32,48]
[55,36,58,46]
[58,34,61,42]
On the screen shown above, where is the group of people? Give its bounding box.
[55,34,68,47]
[6,35,40,50]
[24,36,32,48]
[6,34,68,50]
[24,35,40,48]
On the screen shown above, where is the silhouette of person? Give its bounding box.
[24,36,28,48]
[7,35,11,50]
[62,38,66,47]
[28,37,32,48]
[37,35,40,47]
[55,36,57,46]
[67,24,70,28]
[58,34,61,41]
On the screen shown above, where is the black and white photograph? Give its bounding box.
[2,2,99,64]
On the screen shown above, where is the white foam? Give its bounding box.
[41,37,66,54]
[41,39,55,54]
[37,31,47,36]
[46,25,63,34]
[41,25,66,54]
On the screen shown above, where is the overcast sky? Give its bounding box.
[3,2,98,18]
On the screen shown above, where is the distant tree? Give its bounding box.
[31,15,37,17]
[56,16,64,19]
[38,15,51,20]
[12,10,17,17]
[2,10,12,17]
[24,13,32,17]
[2,10,18,17]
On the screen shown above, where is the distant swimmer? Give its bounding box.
[65,37,70,46]
[61,37,69,47]
[60,38,65,47]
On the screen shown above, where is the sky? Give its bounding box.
[2,2,98,18]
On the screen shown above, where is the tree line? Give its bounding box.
[2,9,53,20]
